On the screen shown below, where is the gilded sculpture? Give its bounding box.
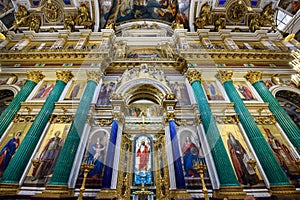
[64,14,75,32]
[13,4,30,28]
[214,14,226,31]
[194,2,211,30]
[75,2,93,29]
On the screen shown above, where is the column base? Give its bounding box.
[170,189,192,199]
[213,186,246,199]
[270,185,300,197]
[0,183,19,195]
[35,184,74,198]
[96,189,117,199]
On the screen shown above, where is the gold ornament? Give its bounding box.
[27,70,45,83]
[187,70,201,84]
[245,71,262,84]
[216,70,233,83]
[56,70,74,83]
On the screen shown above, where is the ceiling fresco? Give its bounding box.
[0,0,299,38]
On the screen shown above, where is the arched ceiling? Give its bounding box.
[0,0,299,39]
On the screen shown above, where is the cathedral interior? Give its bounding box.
[0,0,300,199]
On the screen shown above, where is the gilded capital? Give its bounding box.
[165,93,176,101]
[56,70,74,83]
[187,70,201,84]
[27,70,45,83]
[166,112,175,121]
[245,71,262,84]
[87,70,103,83]
[216,70,233,83]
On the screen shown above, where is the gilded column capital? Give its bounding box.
[165,93,176,101]
[87,70,103,83]
[245,71,262,84]
[166,112,175,121]
[187,70,201,84]
[216,70,233,83]
[56,70,74,83]
[26,70,45,83]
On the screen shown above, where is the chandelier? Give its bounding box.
[289,49,300,87]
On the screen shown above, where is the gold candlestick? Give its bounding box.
[193,162,209,200]
[78,163,94,200]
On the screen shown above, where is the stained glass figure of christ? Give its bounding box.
[134,136,152,185]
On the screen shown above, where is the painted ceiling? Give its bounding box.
[0,0,299,36]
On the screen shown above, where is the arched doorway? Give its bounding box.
[115,65,172,199]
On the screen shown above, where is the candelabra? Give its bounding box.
[193,161,209,200]
[78,163,94,200]
[289,49,300,87]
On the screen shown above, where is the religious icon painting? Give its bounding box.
[0,122,31,178]
[31,80,55,100]
[179,129,204,178]
[96,79,117,106]
[75,130,108,189]
[64,80,86,100]
[259,125,300,186]
[233,81,257,101]
[168,79,191,105]
[218,124,265,188]
[203,80,225,101]
[23,124,70,186]
[134,135,153,185]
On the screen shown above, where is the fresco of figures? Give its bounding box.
[0,122,31,177]
[169,79,191,105]
[96,80,117,106]
[233,81,257,101]
[76,130,108,188]
[129,100,162,117]
[278,0,300,15]
[259,125,300,186]
[23,124,70,186]
[203,81,225,101]
[134,135,152,185]
[65,80,86,100]
[219,125,265,188]
[31,81,55,100]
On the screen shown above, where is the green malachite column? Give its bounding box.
[187,70,239,187]
[245,71,300,152]
[217,70,290,186]
[49,71,101,185]
[0,71,45,137]
[0,71,73,184]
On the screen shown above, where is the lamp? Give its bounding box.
[193,159,209,200]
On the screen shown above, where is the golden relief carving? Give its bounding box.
[110,92,123,101]
[43,0,63,23]
[27,70,45,84]
[154,136,170,200]
[87,70,102,83]
[244,71,262,84]
[116,135,132,200]
[56,70,74,83]
[165,93,176,101]
[216,70,233,83]
[227,1,246,22]
[49,114,74,124]
[215,115,239,124]
[187,70,201,84]
[254,115,276,124]
[166,112,176,121]
[13,114,36,123]
[94,118,113,126]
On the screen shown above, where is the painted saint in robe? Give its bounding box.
[227,132,259,185]
[0,132,21,176]
[182,136,200,177]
